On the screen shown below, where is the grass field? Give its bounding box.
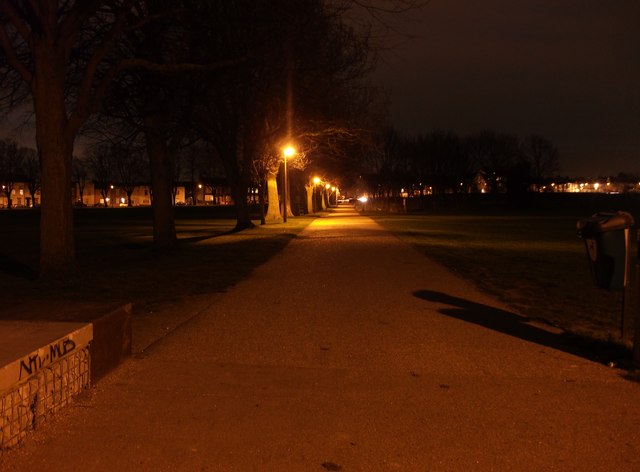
[372,208,639,347]
[0,207,315,320]
[2,200,639,350]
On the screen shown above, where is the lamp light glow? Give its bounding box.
[283,146,295,158]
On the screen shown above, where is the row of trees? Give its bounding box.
[1,1,418,280]
[0,136,151,209]
[361,129,561,196]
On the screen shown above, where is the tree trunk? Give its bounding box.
[265,172,282,223]
[33,53,76,280]
[232,177,253,230]
[285,181,294,218]
[144,115,177,249]
[231,124,254,231]
[259,178,266,225]
[305,183,314,214]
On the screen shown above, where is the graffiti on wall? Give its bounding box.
[18,337,77,380]
[0,323,93,393]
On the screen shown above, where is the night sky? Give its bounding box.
[373,0,639,178]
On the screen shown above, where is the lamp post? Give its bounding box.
[283,146,295,223]
[312,177,321,213]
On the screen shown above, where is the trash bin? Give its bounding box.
[577,211,635,290]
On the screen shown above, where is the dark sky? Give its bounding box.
[373,0,639,177]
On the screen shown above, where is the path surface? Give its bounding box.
[3,207,640,471]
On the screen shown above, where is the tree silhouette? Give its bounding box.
[0,138,24,208]
[21,146,39,207]
[523,134,560,190]
[87,143,115,207]
[0,3,176,277]
[72,154,90,206]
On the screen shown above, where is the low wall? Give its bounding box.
[0,303,131,450]
[0,323,92,449]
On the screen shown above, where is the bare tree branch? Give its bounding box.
[0,2,32,42]
[68,5,133,133]
[0,25,32,83]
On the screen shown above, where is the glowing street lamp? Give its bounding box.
[283,146,296,223]
[311,177,321,212]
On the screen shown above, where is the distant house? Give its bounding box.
[537,179,638,194]
[0,183,39,208]
[2,178,248,209]
[72,182,185,207]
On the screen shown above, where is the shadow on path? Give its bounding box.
[0,253,37,280]
[413,289,632,368]
[178,228,237,244]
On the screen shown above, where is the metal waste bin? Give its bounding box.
[577,211,635,290]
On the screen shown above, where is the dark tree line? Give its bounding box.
[0,137,38,208]
[360,129,561,197]
[1,1,418,280]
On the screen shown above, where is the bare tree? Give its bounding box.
[112,141,147,206]
[87,143,115,207]
[193,0,380,228]
[0,3,151,278]
[72,154,90,206]
[467,130,523,194]
[0,2,235,277]
[176,142,210,206]
[412,131,471,195]
[523,134,560,190]
[0,138,24,208]
[91,1,244,245]
[21,146,39,207]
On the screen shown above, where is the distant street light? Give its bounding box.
[283,146,296,223]
[311,177,321,212]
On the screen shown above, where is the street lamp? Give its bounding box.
[283,146,295,223]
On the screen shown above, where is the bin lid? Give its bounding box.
[577,210,635,235]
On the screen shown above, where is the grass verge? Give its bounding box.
[0,207,315,321]
[372,212,635,346]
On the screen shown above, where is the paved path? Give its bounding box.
[3,207,640,471]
